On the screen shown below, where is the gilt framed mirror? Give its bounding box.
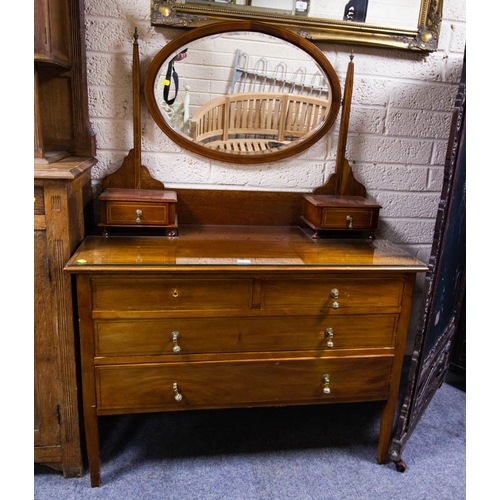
[144,21,342,164]
[151,0,443,51]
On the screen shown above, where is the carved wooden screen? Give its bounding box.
[388,51,466,470]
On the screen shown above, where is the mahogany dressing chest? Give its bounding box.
[65,22,427,486]
[66,226,426,486]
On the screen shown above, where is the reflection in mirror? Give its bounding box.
[154,33,330,143]
[144,22,341,163]
[151,1,443,51]
[183,0,421,30]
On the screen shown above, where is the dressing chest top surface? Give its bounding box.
[66,225,425,271]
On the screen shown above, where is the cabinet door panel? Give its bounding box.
[34,0,72,65]
[34,230,61,448]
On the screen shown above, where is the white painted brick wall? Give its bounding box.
[84,0,466,266]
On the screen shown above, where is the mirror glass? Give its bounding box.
[151,1,443,51]
[182,0,421,30]
[144,21,341,163]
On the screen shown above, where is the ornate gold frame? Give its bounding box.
[151,0,443,51]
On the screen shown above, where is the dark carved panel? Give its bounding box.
[389,50,466,468]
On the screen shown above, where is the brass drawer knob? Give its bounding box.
[170,331,181,353]
[135,209,143,224]
[346,215,354,228]
[324,328,334,348]
[322,374,331,394]
[173,382,183,402]
[332,301,340,309]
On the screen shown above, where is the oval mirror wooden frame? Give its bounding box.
[144,21,342,164]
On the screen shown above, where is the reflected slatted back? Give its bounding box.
[191,92,329,145]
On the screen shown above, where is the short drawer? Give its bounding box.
[104,201,175,226]
[321,208,377,229]
[98,188,177,228]
[95,355,393,413]
[94,314,398,356]
[302,194,381,231]
[92,278,253,311]
[261,278,404,311]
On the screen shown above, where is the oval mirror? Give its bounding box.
[144,21,342,164]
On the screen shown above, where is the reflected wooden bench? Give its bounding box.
[190,92,329,152]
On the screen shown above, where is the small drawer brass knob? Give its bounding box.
[332,301,340,309]
[330,288,339,299]
[346,215,354,229]
[135,209,143,224]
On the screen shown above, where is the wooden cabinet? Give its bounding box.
[34,157,96,477]
[34,0,95,477]
[34,0,95,162]
[66,227,426,486]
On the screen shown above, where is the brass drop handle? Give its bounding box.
[170,331,181,353]
[324,328,334,348]
[173,382,183,402]
[330,288,340,308]
[346,215,354,228]
[135,209,143,224]
[322,374,331,394]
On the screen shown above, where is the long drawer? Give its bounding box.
[94,314,399,356]
[95,355,393,413]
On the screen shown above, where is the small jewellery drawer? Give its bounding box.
[302,195,381,231]
[92,278,253,311]
[95,356,393,413]
[261,278,404,310]
[94,314,399,356]
[320,208,377,229]
[104,202,175,226]
[98,188,177,227]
